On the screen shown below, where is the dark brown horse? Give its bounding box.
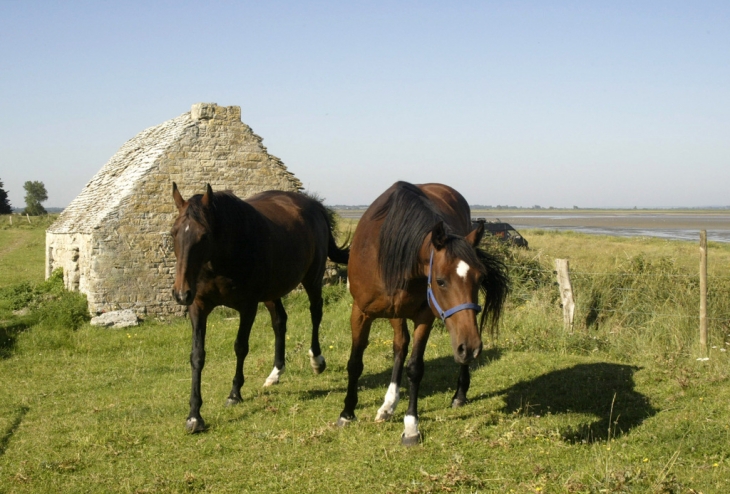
[337,181,508,445]
[171,183,349,433]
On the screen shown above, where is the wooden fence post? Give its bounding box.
[26,214,31,224]
[555,259,575,332]
[699,230,708,357]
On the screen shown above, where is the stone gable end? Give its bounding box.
[46,103,303,317]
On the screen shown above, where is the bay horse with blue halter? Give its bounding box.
[171,183,349,433]
[337,181,509,445]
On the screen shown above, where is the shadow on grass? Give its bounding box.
[0,318,33,359]
[491,363,656,443]
[356,348,504,396]
[0,405,29,456]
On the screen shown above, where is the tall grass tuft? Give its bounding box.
[0,269,89,357]
[496,231,730,363]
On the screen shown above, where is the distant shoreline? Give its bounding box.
[333,208,730,243]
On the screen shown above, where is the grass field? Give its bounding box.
[1,217,730,493]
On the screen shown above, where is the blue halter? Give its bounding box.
[427,250,482,321]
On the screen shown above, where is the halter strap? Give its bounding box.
[427,250,482,321]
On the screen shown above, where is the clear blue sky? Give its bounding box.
[1,1,728,209]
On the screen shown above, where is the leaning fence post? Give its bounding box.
[26,214,31,224]
[699,230,708,357]
[555,259,575,332]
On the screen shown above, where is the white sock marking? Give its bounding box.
[403,414,419,437]
[263,366,284,387]
[375,382,400,421]
[308,349,325,370]
[456,260,470,279]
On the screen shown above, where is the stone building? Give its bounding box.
[46,103,303,317]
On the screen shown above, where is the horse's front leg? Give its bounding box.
[401,312,435,446]
[337,304,373,426]
[375,318,410,422]
[226,301,258,404]
[263,299,287,387]
[451,364,471,408]
[187,302,211,433]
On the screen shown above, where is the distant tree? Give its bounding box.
[23,181,48,215]
[0,178,11,214]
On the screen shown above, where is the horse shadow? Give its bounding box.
[0,319,32,360]
[332,351,655,443]
[486,362,656,443]
[296,348,504,402]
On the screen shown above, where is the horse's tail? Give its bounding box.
[327,229,350,264]
[476,247,510,339]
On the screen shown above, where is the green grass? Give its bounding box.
[0,215,56,286]
[1,223,730,492]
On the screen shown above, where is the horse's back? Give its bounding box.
[246,190,331,296]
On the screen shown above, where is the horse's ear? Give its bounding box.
[202,183,213,208]
[465,221,485,247]
[172,182,186,210]
[430,221,448,250]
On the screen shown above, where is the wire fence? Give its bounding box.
[504,259,730,324]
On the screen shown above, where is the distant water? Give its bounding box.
[489,213,730,243]
[336,209,730,243]
[507,224,730,243]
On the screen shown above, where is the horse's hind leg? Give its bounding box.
[338,304,373,426]
[226,302,258,405]
[375,318,410,422]
[303,281,326,374]
[263,299,288,387]
[451,364,471,408]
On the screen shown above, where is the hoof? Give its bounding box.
[374,408,394,423]
[308,349,327,374]
[451,398,467,408]
[401,432,422,446]
[185,417,206,433]
[263,377,280,387]
[336,415,355,427]
[263,366,284,387]
[226,397,242,407]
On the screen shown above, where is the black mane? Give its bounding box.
[185,191,261,273]
[376,181,509,333]
[185,190,256,234]
[375,182,445,295]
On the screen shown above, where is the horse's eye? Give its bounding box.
[436,279,446,288]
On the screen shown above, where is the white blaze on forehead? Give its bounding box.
[456,260,470,279]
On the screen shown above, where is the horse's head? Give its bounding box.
[171,182,214,306]
[427,221,488,365]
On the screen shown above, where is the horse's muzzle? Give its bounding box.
[456,341,482,365]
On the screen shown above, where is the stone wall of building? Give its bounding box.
[45,232,93,293]
[47,103,303,317]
